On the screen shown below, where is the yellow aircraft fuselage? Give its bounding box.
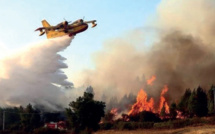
[36,19,95,39]
[46,24,88,39]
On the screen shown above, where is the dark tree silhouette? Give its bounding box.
[129,111,160,122]
[188,87,208,117]
[66,91,105,133]
[169,102,177,119]
[160,104,167,119]
[20,104,41,132]
[177,89,191,117]
[208,85,214,114]
[195,86,208,117]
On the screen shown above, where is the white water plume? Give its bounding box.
[0,36,73,111]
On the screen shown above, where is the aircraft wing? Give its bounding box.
[84,20,96,23]
[35,26,59,31]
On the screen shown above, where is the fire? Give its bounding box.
[110,108,118,116]
[147,75,156,85]
[158,85,169,114]
[128,85,170,116]
[128,89,154,115]
[176,111,185,119]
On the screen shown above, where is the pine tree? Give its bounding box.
[20,104,41,132]
[188,89,197,117]
[178,89,191,117]
[170,102,177,119]
[195,86,208,117]
[208,85,214,114]
[188,87,208,117]
[66,90,105,133]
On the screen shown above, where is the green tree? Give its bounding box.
[177,89,191,117]
[20,104,41,132]
[66,91,105,133]
[195,86,208,117]
[0,107,21,130]
[42,112,63,123]
[169,102,177,120]
[188,89,197,117]
[188,87,208,117]
[208,85,214,114]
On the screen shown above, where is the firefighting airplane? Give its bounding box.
[35,19,97,39]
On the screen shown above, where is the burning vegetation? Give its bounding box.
[99,85,215,131]
[106,75,171,120]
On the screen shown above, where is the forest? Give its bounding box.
[0,86,215,134]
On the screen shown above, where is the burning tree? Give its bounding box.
[128,85,170,116]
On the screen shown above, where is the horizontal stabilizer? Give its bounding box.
[39,31,45,36]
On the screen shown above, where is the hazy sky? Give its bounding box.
[0,0,160,83]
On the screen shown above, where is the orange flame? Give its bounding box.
[147,75,156,85]
[176,111,184,119]
[128,89,154,115]
[158,85,169,113]
[128,85,170,116]
[110,108,118,116]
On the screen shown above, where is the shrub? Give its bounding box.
[209,116,215,124]
[113,122,136,130]
[153,118,208,129]
[79,129,93,134]
[0,130,27,134]
[99,122,113,130]
[113,121,154,130]
[171,119,190,128]
[153,121,173,129]
[189,117,208,125]
[136,122,154,129]
[129,111,160,122]
[33,128,66,134]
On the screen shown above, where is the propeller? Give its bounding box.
[63,18,71,24]
[63,18,72,33]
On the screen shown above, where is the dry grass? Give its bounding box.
[94,125,215,134]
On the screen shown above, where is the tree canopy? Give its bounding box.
[66,91,105,133]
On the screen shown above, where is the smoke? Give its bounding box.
[0,36,73,111]
[158,0,215,45]
[74,0,215,106]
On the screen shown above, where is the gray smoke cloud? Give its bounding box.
[1,0,214,112]
[74,0,215,105]
[0,36,73,111]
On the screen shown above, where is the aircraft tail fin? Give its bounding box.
[41,20,67,39]
[42,20,51,27]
